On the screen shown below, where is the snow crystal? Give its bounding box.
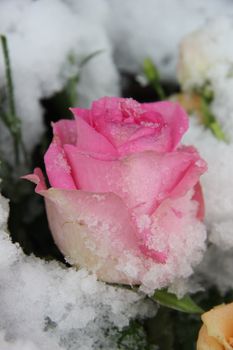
[116,190,207,295]
[0,0,119,161]
[0,193,155,350]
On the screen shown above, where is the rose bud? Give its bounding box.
[24,97,207,292]
[197,302,233,350]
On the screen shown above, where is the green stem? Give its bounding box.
[0,34,28,165]
[0,35,15,116]
[143,57,165,100]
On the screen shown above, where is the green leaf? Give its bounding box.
[209,121,228,141]
[197,83,228,142]
[152,289,204,314]
[143,57,165,100]
[80,49,104,68]
[117,320,150,350]
[66,49,104,106]
[0,34,16,116]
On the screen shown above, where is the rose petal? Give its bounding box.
[169,146,207,199]
[92,96,141,123]
[118,132,170,156]
[192,182,205,221]
[142,101,189,151]
[22,167,47,193]
[197,325,223,350]
[202,303,233,350]
[64,146,205,216]
[53,120,77,145]
[41,188,140,284]
[74,114,118,157]
[70,107,91,124]
[64,144,121,192]
[44,137,76,189]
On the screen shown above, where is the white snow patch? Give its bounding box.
[0,193,155,350]
[0,0,119,161]
[178,17,233,141]
[107,0,233,80]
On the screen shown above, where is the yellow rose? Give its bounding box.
[197,302,233,350]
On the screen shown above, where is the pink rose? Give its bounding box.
[25,97,207,291]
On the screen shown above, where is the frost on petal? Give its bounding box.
[53,120,77,145]
[139,192,207,293]
[42,188,140,284]
[92,96,138,123]
[44,137,76,189]
[64,146,207,217]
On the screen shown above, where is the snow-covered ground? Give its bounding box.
[0,193,155,350]
[178,18,233,293]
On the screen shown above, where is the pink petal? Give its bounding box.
[44,137,77,189]
[142,101,189,151]
[169,146,207,199]
[139,243,167,263]
[42,188,140,284]
[64,144,121,192]
[64,146,206,216]
[91,96,128,123]
[91,97,145,148]
[192,182,205,221]
[53,120,77,145]
[70,107,91,124]
[22,167,47,193]
[74,114,118,157]
[118,132,170,156]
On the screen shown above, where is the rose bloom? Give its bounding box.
[25,97,207,292]
[197,302,233,350]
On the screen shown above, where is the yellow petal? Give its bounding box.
[202,303,233,350]
[197,324,224,350]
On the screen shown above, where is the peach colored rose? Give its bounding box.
[25,97,207,290]
[197,302,233,350]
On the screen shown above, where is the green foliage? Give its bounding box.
[152,289,203,314]
[143,58,165,100]
[117,320,156,350]
[198,83,228,142]
[66,49,104,106]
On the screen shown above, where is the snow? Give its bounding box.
[178,17,233,141]
[108,0,233,80]
[177,18,233,293]
[183,119,233,293]
[0,0,119,161]
[115,190,207,295]
[0,192,155,350]
[2,1,233,161]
